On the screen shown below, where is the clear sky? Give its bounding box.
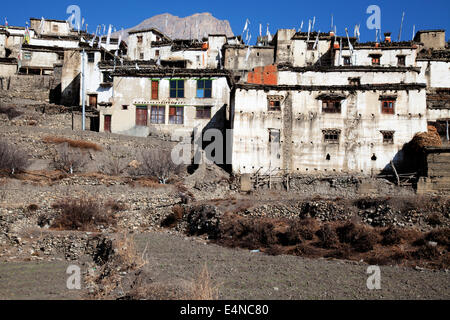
[2,0,449,42]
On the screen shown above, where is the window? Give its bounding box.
[371,55,381,66]
[269,129,281,144]
[343,56,351,66]
[122,105,129,110]
[169,106,184,124]
[268,100,281,111]
[197,79,212,98]
[381,131,395,144]
[151,106,165,124]
[139,52,144,60]
[103,72,113,83]
[156,36,161,41]
[155,50,160,57]
[307,42,315,50]
[151,80,159,100]
[23,52,32,60]
[170,80,185,98]
[52,24,59,33]
[137,36,143,43]
[349,77,360,86]
[323,129,341,143]
[381,100,395,114]
[322,100,342,113]
[397,55,406,66]
[87,53,95,63]
[57,52,64,60]
[196,106,212,119]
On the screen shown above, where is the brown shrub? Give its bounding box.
[43,136,102,151]
[427,213,443,227]
[51,198,116,231]
[336,222,377,253]
[426,228,450,247]
[316,224,339,249]
[412,244,440,260]
[291,243,322,258]
[138,149,183,184]
[381,227,402,246]
[105,199,127,213]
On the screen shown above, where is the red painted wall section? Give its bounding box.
[246,64,278,85]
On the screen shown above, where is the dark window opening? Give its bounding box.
[137,36,143,43]
[155,50,160,57]
[151,106,165,124]
[87,53,95,63]
[381,131,394,144]
[397,55,406,66]
[170,80,185,98]
[122,105,128,110]
[381,100,395,114]
[57,52,64,60]
[371,154,377,161]
[326,154,331,161]
[322,100,342,113]
[52,25,59,33]
[197,79,212,98]
[196,106,212,119]
[307,42,315,50]
[103,72,113,83]
[169,106,184,124]
[343,56,351,66]
[323,130,341,143]
[139,52,144,60]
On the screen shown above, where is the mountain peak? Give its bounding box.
[122,12,233,41]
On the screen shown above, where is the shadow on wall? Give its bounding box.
[61,74,80,107]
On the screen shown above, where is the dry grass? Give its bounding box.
[189,264,220,300]
[43,136,102,151]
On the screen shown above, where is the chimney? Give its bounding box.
[384,32,392,43]
[330,30,335,37]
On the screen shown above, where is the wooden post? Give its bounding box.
[390,161,400,186]
[269,173,272,189]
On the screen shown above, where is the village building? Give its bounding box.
[97,68,232,138]
[229,29,433,176]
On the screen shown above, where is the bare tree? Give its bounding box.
[53,143,87,174]
[103,156,125,176]
[0,140,29,174]
[139,149,183,184]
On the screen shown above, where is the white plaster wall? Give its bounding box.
[278,70,421,86]
[231,88,427,175]
[80,51,113,105]
[334,48,417,67]
[417,60,450,88]
[29,38,79,49]
[127,31,158,60]
[21,50,60,68]
[292,39,330,67]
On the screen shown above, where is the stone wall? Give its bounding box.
[0,74,57,102]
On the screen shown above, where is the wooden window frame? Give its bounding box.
[150,105,165,124]
[151,80,159,100]
[269,129,281,144]
[371,55,381,66]
[87,52,95,63]
[343,56,351,66]
[322,100,342,114]
[381,131,395,144]
[170,80,185,98]
[135,106,148,127]
[197,79,212,98]
[169,106,184,124]
[381,100,395,115]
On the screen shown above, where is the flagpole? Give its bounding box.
[81,49,86,131]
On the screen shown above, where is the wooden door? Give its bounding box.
[136,107,148,126]
[89,94,97,108]
[104,115,111,133]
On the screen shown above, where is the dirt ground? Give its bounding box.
[0,230,448,300]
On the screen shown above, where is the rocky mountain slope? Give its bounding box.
[117,12,234,41]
